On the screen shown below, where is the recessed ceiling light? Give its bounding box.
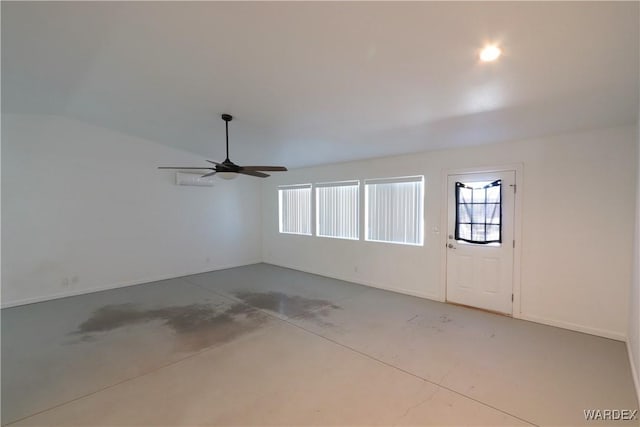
[480,45,501,62]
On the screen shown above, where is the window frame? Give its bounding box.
[364,175,425,246]
[315,180,360,241]
[278,184,313,236]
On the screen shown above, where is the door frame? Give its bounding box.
[440,164,523,318]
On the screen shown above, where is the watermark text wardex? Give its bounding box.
[584,409,638,421]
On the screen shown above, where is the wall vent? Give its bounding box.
[176,172,214,187]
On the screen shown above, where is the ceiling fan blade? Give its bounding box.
[201,171,217,178]
[238,170,270,178]
[239,166,288,171]
[206,160,222,165]
[158,166,214,170]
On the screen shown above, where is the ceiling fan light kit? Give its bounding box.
[217,172,238,180]
[158,114,288,179]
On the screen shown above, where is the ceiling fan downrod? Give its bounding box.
[222,113,232,163]
[158,113,287,178]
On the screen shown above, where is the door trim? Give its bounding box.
[440,164,523,318]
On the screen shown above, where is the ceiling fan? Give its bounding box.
[159,114,287,178]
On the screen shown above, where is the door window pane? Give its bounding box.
[455,180,501,244]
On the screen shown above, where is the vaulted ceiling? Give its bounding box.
[3,2,638,168]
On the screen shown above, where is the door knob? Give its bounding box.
[447,243,456,249]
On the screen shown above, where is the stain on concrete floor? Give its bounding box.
[232,291,340,322]
[439,315,452,323]
[71,291,341,352]
[71,302,266,352]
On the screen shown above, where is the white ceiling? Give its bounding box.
[3,1,638,168]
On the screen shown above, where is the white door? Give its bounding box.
[446,171,515,315]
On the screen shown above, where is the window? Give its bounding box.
[316,181,359,240]
[455,180,501,244]
[365,176,424,245]
[278,184,312,235]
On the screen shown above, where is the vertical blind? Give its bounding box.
[365,176,424,245]
[278,184,312,235]
[316,181,359,240]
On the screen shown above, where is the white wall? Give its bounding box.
[629,118,640,404]
[262,125,637,340]
[2,114,262,306]
[3,114,636,347]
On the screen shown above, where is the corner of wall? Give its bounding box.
[628,120,640,406]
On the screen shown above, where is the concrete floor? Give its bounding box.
[2,263,638,426]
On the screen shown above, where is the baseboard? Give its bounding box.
[266,260,626,342]
[627,338,640,408]
[1,260,262,309]
[519,313,626,342]
[264,260,442,302]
